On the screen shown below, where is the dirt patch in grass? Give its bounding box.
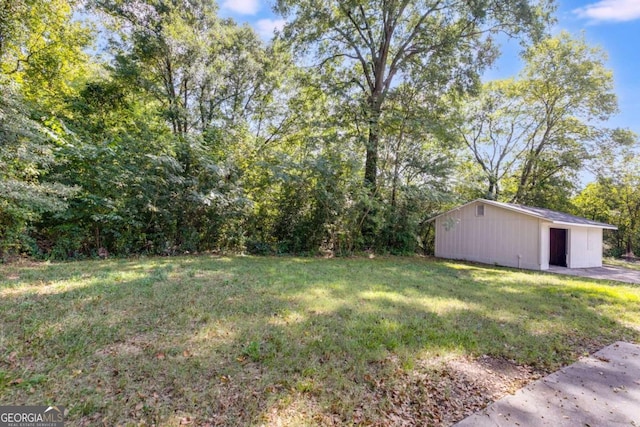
[254,354,540,427]
[94,341,144,358]
[359,355,540,426]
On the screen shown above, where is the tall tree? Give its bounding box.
[574,131,640,257]
[0,0,92,110]
[60,0,290,255]
[95,0,284,138]
[0,0,90,256]
[454,32,619,208]
[0,80,78,256]
[451,79,529,200]
[95,0,224,135]
[275,0,551,195]
[376,83,454,251]
[512,31,617,204]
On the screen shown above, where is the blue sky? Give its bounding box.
[218,0,284,39]
[220,0,640,139]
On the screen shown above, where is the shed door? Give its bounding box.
[550,228,567,267]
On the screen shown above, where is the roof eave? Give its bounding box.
[479,199,546,221]
[425,199,482,223]
[427,198,618,230]
[549,220,618,230]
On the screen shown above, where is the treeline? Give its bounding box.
[1,0,638,260]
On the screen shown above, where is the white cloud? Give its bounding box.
[574,0,640,23]
[221,0,260,15]
[254,18,286,39]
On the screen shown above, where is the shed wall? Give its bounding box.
[435,202,541,270]
[538,223,604,269]
[540,225,550,270]
[568,226,603,268]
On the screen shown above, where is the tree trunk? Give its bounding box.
[390,134,403,208]
[360,100,382,247]
[365,131,378,190]
[514,159,532,203]
[487,178,498,200]
[627,217,637,258]
[364,103,381,192]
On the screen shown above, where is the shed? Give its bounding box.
[430,199,617,270]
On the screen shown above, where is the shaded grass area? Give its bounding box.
[1,256,639,425]
[605,257,640,271]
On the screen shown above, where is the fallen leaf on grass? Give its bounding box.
[8,352,17,365]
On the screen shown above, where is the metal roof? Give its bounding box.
[429,199,618,230]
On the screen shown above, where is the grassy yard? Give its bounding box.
[1,256,639,426]
[604,257,640,271]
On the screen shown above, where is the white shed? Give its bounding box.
[430,199,617,270]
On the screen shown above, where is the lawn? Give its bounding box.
[604,257,640,271]
[1,256,639,426]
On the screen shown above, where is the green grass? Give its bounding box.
[604,257,640,271]
[1,256,639,425]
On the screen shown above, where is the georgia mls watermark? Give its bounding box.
[0,406,64,427]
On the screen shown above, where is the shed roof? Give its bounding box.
[429,199,618,230]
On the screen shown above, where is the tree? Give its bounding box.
[0,0,93,110]
[451,79,529,200]
[95,0,223,135]
[454,32,619,208]
[574,132,640,257]
[0,80,78,256]
[512,31,617,204]
[95,0,285,138]
[376,83,454,252]
[38,0,289,257]
[0,0,90,256]
[275,0,550,196]
[239,69,363,254]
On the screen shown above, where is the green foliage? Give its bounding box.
[0,0,636,259]
[0,0,93,110]
[276,0,552,242]
[0,80,78,257]
[512,32,617,206]
[453,32,619,210]
[573,135,640,257]
[373,83,456,253]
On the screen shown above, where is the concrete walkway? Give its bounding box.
[454,342,640,426]
[547,265,640,285]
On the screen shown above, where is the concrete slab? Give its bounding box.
[454,342,640,426]
[547,265,640,285]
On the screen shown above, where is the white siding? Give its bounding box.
[537,223,604,269]
[435,201,541,270]
[568,227,603,268]
[540,224,550,270]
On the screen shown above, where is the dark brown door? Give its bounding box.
[550,228,567,267]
